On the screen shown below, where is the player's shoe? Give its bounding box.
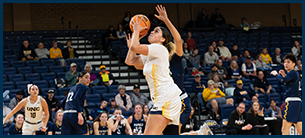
[199,123,214,135]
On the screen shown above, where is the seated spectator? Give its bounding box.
[192,74,206,94]
[84,63,99,86]
[189,48,202,69]
[241,55,257,80]
[295,59,302,70]
[211,41,220,57]
[251,95,259,103]
[127,104,148,135]
[3,90,10,100]
[230,44,241,61]
[260,48,273,64]
[240,17,250,28]
[226,102,255,135]
[50,110,63,135]
[50,41,66,67]
[210,8,227,29]
[185,32,196,50]
[107,108,133,135]
[92,100,109,119]
[35,42,49,59]
[256,55,271,71]
[253,71,276,94]
[202,80,234,120]
[228,60,243,80]
[3,102,14,127]
[204,45,218,66]
[116,23,127,43]
[266,100,283,135]
[9,90,25,114]
[181,106,199,133]
[98,65,115,87]
[217,40,231,61]
[196,8,210,28]
[44,89,59,122]
[92,112,111,135]
[247,102,269,135]
[213,75,225,92]
[103,25,118,52]
[268,99,282,118]
[130,84,149,106]
[83,99,94,121]
[35,112,52,135]
[272,48,284,65]
[182,42,193,69]
[208,65,231,88]
[65,62,79,86]
[63,40,79,59]
[115,85,133,116]
[19,40,39,62]
[123,11,132,34]
[107,98,119,115]
[8,113,24,135]
[216,59,228,79]
[143,104,150,116]
[240,50,253,64]
[234,80,258,105]
[291,40,302,58]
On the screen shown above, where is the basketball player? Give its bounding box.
[92,112,111,135]
[107,108,133,135]
[60,71,90,135]
[125,5,182,135]
[3,84,49,135]
[50,110,64,135]
[270,53,302,135]
[127,104,147,135]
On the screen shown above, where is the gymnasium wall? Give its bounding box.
[3,3,301,31]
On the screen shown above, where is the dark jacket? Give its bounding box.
[271,54,284,65]
[247,112,266,126]
[234,86,255,103]
[227,110,249,131]
[227,68,243,79]
[210,14,226,25]
[62,48,79,59]
[181,116,199,133]
[18,46,37,60]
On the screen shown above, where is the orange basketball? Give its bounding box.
[129,14,150,38]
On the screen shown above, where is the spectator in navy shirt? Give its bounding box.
[272,48,284,65]
[230,44,242,61]
[92,100,109,119]
[253,71,276,94]
[9,113,24,135]
[241,55,257,80]
[228,60,243,80]
[234,80,258,105]
[191,74,206,93]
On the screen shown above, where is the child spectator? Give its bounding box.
[260,48,272,64]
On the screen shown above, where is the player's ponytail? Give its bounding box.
[159,26,176,58]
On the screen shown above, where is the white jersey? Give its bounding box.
[25,96,43,123]
[141,44,182,104]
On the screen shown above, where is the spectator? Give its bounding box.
[192,74,206,94]
[103,25,118,52]
[272,48,284,65]
[196,8,210,28]
[234,80,258,105]
[107,98,119,116]
[217,40,231,61]
[251,95,259,103]
[204,45,218,66]
[19,40,39,62]
[182,42,193,69]
[84,63,99,86]
[107,108,133,135]
[63,40,79,59]
[226,102,255,135]
[291,40,302,58]
[143,104,150,116]
[130,84,149,106]
[210,8,227,28]
[3,90,10,100]
[228,60,243,80]
[35,42,49,59]
[50,110,63,135]
[123,11,132,33]
[65,62,79,86]
[127,104,148,135]
[3,102,14,127]
[185,32,197,50]
[116,23,127,43]
[35,112,52,135]
[268,99,282,118]
[253,71,276,94]
[8,113,24,135]
[44,89,59,122]
[240,50,253,64]
[256,55,271,71]
[247,102,269,135]
[8,90,25,114]
[241,55,257,80]
[207,65,228,87]
[230,44,241,61]
[92,112,111,135]
[115,85,133,116]
[213,75,225,92]
[189,48,202,69]
[216,59,228,79]
[211,41,220,57]
[266,100,283,135]
[92,100,109,119]
[50,41,66,67]
[181,106,199,133]
[295,59,302,71]
[240,17,250,28]
[202,80,233,120]
[98,65,115,87]
[260,48,272,64]
[83,99,94,121]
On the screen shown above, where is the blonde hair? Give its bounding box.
[165,42,176,58]
[230,60,239,69]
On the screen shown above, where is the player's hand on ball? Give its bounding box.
[270,70,278,76]
[155,5,168,21]
[131,16,147,33]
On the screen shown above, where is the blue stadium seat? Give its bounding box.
[238,33,248,39]
[119,46,128,59]
[55,95,65,101]
[8,89,23,95]
[58,87,72,96]
[49,80,56,88]
[70,59,86,66]
[260,38,269,43]
[267,78,279,85]
[32,80,49,89]
[26,60,41,67]
[237,38,248,44]
[7,43,20,50]
[3,61,10,68]
[267,93,281,104]
[86,94,102,104]
[271,38,281,43]
[11,61,25,68]
[3,49,13,56]
[258,93,267,103]
[226,37,236,44]
[3,82,15,90]
[41,88,57,96]
[111,40,124,53]
[4,67,17,75]
[270,42,280,48]
[56,72,66,80]
[41,59,56,66]
[8,74,24,82]
[4,55,18,62]
[33,66,48,73]
[248,38,258,43]
[219,104,235,119]
[49,66,64,73]
[282,33,291,38]
[109,85,120,93]
[18,67,33,75]
[16,81,31,90]
[249,33,259,39]
[102,93,117,102]
[25,73,41,82]
[271,33,281,38]
[92,86,108,95]
[248,42,258,48]
[41,73,56,81]
[227,34,237,39]
[3,75,7,82]
[79,65,85,72]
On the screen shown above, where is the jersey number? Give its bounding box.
[30,112,36,118]
[66,92,74,102]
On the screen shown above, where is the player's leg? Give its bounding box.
[163,124,179,135]
[61,113,74,135]
[281,119,293,135]
[180,130,198,135]
[22,122,35,135]
[179,97,192,135]
[143,114,170,135]
[295,122,302,135]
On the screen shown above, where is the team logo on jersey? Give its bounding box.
[152,107,158,110]
[27,107,40,111]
